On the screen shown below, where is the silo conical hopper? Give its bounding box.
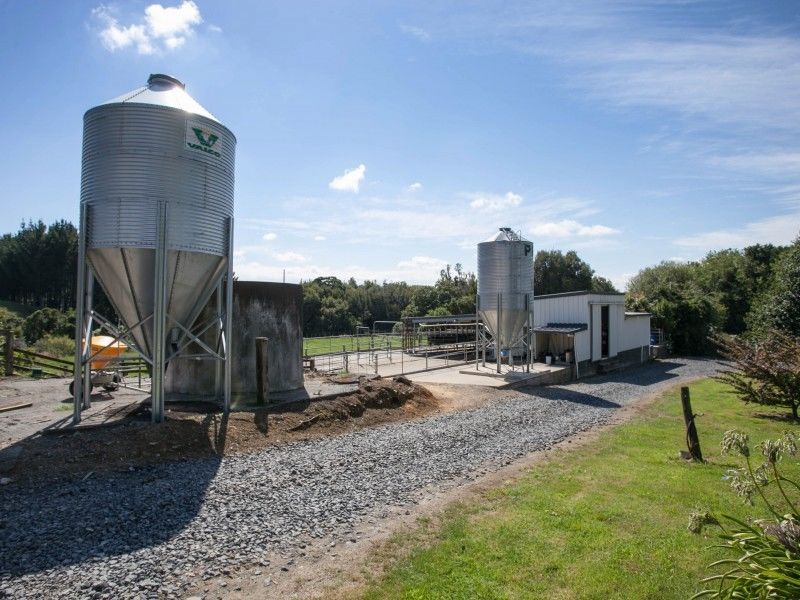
[74,74,236,423]
[477,228,534,367]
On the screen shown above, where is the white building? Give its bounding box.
[532,291,651,373]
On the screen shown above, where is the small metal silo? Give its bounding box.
[73,74,236,423]
[477,228,534,370]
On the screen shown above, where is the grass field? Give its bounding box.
[303,334,404,357]
[360,379,800,599]
[0,299,36,318]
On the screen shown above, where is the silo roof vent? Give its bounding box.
[147,73,186,89]
[98,73,218,122]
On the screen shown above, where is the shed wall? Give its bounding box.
[621,314,651,352]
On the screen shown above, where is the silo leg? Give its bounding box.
[72,204,88,425]
[223,217,234,413]
[151,201,168,423]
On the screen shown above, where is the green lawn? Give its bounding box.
[360,378,800,600]
[303,334,404,357]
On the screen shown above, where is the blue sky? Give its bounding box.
[1,1,799,289]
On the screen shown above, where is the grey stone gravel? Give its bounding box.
[0,358,718,598]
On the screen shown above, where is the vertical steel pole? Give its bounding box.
[475,294,479,371]
[151,201,168,423]
[497,292,502,373]
[82,272,94,410]
[214,281,223,399]
[73,204,88,425]
[223,216,234,413]
[526,293,532,373]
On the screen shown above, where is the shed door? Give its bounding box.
[601,305,609,358]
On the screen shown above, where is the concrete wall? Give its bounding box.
[166,280,303,396]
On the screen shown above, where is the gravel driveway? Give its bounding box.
[0,358,718,599]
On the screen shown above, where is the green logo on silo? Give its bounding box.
[185,121,222,158]
[192,128,219,148]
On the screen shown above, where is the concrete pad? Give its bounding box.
[403,362,570,388]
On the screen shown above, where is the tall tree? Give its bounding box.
[748,236,800,337]
[534,250,594,295]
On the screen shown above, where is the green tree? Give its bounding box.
[627,261,723,354]
[534,250,594,295]
[590,276,618,293]
[747,236,800,338]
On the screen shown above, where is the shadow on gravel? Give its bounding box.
[0,413,228,578]
[518,386,621,409]
[571,359,719,387]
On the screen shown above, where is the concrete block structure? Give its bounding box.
[166,281,303,398]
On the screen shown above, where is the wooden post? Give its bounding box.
[3,329,13,376]
[681,386,703,461]
[256,337,269,405]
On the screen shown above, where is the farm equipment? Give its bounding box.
[68,335,127,396]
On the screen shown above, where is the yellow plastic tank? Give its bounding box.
[88,336,127,369]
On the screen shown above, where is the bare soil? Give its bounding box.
[3,376,442,484]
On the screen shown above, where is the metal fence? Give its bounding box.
[304,323,480,376]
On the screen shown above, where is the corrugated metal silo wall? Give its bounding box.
[165,281,303,395]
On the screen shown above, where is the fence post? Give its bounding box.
[3,329,13,376]
[681,386,703,461]
[343,345,348,373]
[256,337,269,405]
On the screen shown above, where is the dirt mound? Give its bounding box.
[5,377,440,484]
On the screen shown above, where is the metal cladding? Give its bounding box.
[477,228,534,350]
[80,74,236,356]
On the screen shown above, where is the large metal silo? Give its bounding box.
[477,228,534,370]
[73,74,236,423]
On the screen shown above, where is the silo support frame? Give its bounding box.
[74,208,234,425]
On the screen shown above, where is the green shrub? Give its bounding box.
[0,307,23,335]
[32,334,74,359]
[690,430,800,599]
[22,308,73,343]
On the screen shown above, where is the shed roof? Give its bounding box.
[534,290,625,299]
[534,322,588,334]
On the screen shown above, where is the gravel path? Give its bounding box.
[0,358,718,599]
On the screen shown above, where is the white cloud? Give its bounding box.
[235,254,449,285]
[674,211,800,252]
[396,255,447,270]
[272,251,308,263]
[407,182,423,192]
[242,193,617,250]
[93,1,202,55]
[709,153,800,178]
[313,235,327,241]
[611,272,636,292]
[262,232,277,241]
[468,191,523,211]
[400,24,431,42]
[329,164,366,193]
[530,219,619,238]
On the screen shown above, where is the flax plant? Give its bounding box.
[690,430,800,599]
